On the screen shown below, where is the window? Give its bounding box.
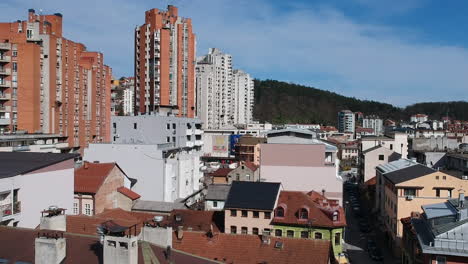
[436,256,446,264]
[436,176,439,180]
[119,242,128,249]
[12,62,17,72]
[275,207,285,217]
[241,210,248,217]
[112,122,117,133]
[241,227,248,234]
[335,233,341,246]
[73,202,78,215]
[85,204,91,215]
[236,173,240,181]
[443,176,446,180]
[404,189,416,196]
[315,232,323,239]
[436,189,441,197]
[213,201,218,207]
[172,136,176,142]
[12,50,17,57]
[252,228,259,235]
[333,211,339,221]
[230,226,237,234]
[287,230,294,238]
[263,228,271,235]
[166,137,170,143]
[275,229,282,237]
[448,189,453,198]
[299,208,308,219]
[390,144,393,150]
[301,231,309,238]
[166,123,170,129]
[264,212,271,219]
[26,29,33,38]
[253,211,259,218]
[230,210,237,217]
[133,123,137,129]
[172,123,176,129]
[379,155,384,161]
[246,174,250,180]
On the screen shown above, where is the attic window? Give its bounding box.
[299,208,308,219]
[333,211,339,221]
[275,207,285,218]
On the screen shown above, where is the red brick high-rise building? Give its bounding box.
[0,9,111,152]
[134,5,196,117]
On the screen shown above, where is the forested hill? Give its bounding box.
[253,79,468,125]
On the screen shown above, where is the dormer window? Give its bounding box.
[275,207,285,217]
[333,211,339,221]
[299,208,308,220]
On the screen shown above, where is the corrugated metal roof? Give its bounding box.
[376,159,418,174]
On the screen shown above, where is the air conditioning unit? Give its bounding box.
[406,195,414,201]
[462,175,468,180]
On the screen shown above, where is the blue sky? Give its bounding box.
[2,0,468,106]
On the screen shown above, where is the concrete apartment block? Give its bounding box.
[134,6,196,117]
[0,10,111,152]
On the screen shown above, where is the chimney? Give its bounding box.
[459,190,465,208]
[40,206,66,231]
[140,217,172,247]
[102,222,138,264]
[322,189,326,197]
[35,232,66,264]
[176,226,184,240]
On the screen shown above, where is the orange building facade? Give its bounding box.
[134,5,196,117]
[0,9,111,152]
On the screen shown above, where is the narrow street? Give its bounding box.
[343,182,400,264]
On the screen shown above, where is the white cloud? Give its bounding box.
[2,0,467,106]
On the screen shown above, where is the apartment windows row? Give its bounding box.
[230,209,271,219]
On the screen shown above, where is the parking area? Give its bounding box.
[343,182,399,264]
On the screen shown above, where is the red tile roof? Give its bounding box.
[271,191,346,228]
[67,208,159,236]
[74,162,116,194]
[173,231,333,264]
[168,209,223,233]
[209,168,233,177]
[0,226,217,264]
[365,177,377,186]
[117,186,141,200]
[243,161,258,171]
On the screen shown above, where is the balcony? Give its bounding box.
[0,105,11,112]
[0,81,11,88]
[0,201,21,220]
[195,140,203,146]
[186,141,195,147]
[194,129,203,135]
[0,43,11,50]
[0,118,10,125]
[0,68,11,75]
[0,93,11,100]
[186,129,193,136]
[0,56,11,63]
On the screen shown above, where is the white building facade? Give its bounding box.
[363,116,384,136]
[196,48,254,129]
[338,110,355,134]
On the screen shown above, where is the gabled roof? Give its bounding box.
[243,161,258,171]
[224,181,281,210]
[384,164,435,185]
[173,231,333,264]
[0,152,78,179]
[271,191,346,228]
[206,184,231,201]
[209,168,233,177]
[117,187,141,200]
[376,159,418,174]
[74,162,116,194]
[169,209,223,233]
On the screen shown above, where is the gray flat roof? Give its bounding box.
[205,184,231,201]
[423,202,457,219]
[0,152,78,179]
[132,200,186,213]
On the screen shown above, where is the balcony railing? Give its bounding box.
[0,81,11,88]
[0,56,11,63]
[0,68,11,75]
[0,93,11,100]
[0,105,10,112]
[0,201,21,216]
[0,43,11,50]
